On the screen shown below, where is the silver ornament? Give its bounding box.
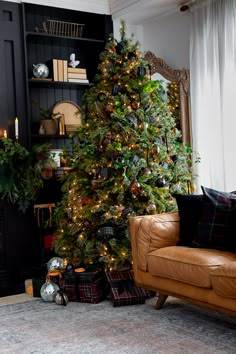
[55,290,69,306]
[47,257,64,271]
[33,63,49,78]
[40,281,60,302]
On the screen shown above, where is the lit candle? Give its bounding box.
[15,117,19,139]
[3,130,7,138]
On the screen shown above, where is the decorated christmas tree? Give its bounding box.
[54,21,194,270]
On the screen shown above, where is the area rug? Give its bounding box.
[0,296,236,354]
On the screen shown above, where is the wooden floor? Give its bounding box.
[0,293,36,305]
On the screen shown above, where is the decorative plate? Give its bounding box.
[52,100,82,133]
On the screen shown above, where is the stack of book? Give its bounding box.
[52,59,89,84]
[67,67,89,84]
[53,59,68,82]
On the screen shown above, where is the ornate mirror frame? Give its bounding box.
[144,51,191,146]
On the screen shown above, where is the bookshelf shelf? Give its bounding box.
[22,2,113,148]
[28,78,92,87]
[31,134,69,139]
[26,31,104,44]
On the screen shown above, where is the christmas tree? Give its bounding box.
[167,81,180,130]
[54,21,194,270]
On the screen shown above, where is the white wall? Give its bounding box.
[143,11,190,69]
[113,10,190,70]
[113,20,144,50]
[1,0,110,14]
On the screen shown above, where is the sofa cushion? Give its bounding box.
[211,262,236,298]
[147,246,236,288]
[174,194,204,246]
[192,186,236,250]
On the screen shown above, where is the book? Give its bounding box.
[67,72,87,79]
[53,59,58,81]
[63,60,68,82]
[57,60,64,81]
[68,78,89,83]
[67,67,86,74]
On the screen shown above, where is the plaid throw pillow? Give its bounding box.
[192,186,236,250]
[174,194,204,246]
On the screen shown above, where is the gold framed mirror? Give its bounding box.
[144,51,191,146]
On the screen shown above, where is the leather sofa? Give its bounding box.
[130,212,236,316]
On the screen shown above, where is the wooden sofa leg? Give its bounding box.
[155,294,168,310]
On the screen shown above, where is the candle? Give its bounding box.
[15,117,19,139]
[3,130,7,138]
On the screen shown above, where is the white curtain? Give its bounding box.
[190,0,236,193]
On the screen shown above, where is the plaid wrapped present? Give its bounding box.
[62,274,109,303]
[78,276,109,303]
[106,270,146,307]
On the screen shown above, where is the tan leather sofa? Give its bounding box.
[130,212,236,316]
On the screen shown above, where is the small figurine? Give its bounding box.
[39,124,46,135]
[69,53,80,68]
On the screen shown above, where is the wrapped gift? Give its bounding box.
[74,264,104,282]
[78,276,109,303]
[106,270,147,307]
[62,273,109,303]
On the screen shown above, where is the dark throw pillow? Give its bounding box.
[227,199,236,251]
[174,194,204,246]
[192,186,236,250]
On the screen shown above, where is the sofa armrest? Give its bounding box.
[130,212,180,272]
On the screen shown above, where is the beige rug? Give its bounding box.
[0,295,235,353]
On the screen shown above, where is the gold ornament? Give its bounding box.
[146,201,157,214]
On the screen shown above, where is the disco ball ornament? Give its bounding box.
[33,63,49,78]
[40,280,60,302]
[47,257,64,271]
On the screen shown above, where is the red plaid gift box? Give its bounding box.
[62,275,109,304]
[79,276,109,303]
[61,283,78,301]
[106,270,146,307]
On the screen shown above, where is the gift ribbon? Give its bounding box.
[46,269,63,281]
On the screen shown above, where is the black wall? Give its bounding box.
[0,0,27,145]
[0,0,113,296]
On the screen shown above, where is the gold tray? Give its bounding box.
[52,100,82,133]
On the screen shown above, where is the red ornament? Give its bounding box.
[105,104,113,113]
[112,73,121,81]
[82,197,90,205]
[131,100,140,110]
[130,180,140,192]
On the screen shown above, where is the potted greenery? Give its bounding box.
[32,143,58,179]
[39,106,61,135]
[0,137,44,212]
